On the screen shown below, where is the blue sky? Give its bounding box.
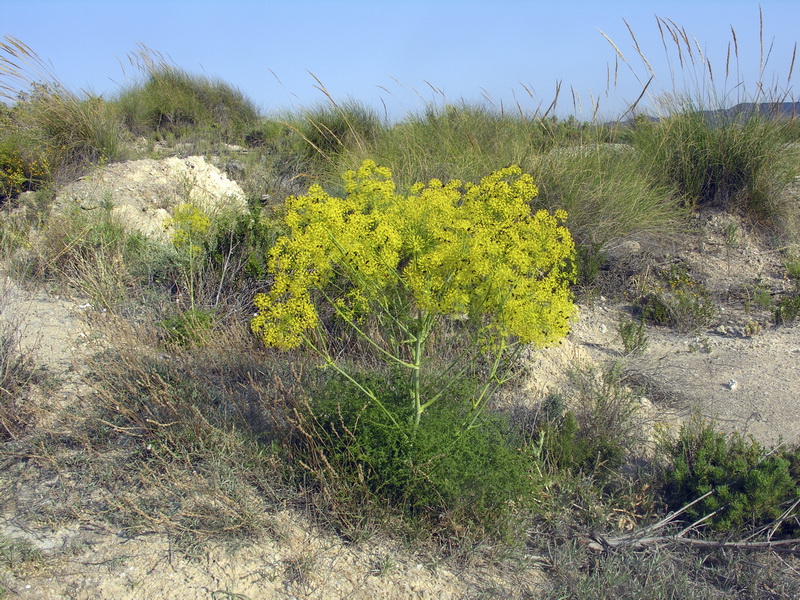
[2,1,798,120]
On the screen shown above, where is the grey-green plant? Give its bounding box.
[784,252,800,283]
[617,315,649,356]
[0,309,36,439]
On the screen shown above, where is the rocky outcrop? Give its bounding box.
[54,156,248,240]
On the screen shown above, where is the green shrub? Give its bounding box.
[159,308,215,346]
[784,252,800,282]
[617,316,649,356]
[660,416,798,532]
[293,368,537,538]
[574,242,607,288]
[774,293,800,325]
[0,132,50,201]
[1,37,126,178]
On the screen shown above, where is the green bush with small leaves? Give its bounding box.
[292,368,538,539]
[159,308,215,346]
[0,135,50,201]
[536,364,639,477]
[617,316,649,355]
[774,294,800,325]
[660,416,798,532]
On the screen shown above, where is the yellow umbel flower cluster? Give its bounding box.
[166,203,211,257]
[252,160,576,350]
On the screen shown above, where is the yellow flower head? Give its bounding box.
[251,161,576,349]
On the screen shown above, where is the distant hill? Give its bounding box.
[618,101,800,126]
[711,101,800,121]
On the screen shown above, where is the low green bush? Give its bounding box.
[537,364,639,477]
[1,87,123,187]
[774,293,800,325]
[0,132,50,201]
[159,308,215,346]
[659,416,798,532]
[617,316,649,356]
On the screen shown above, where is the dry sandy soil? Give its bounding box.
[1,168,799,598]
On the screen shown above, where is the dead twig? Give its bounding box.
[584,492,800,554]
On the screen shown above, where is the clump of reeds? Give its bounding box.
[602,12,800,229]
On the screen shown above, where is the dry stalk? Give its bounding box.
[584,490,800,554]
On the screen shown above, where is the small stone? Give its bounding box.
[727,379,738,391]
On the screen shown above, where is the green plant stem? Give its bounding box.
[301,328,404,432]
[410,309,428,428]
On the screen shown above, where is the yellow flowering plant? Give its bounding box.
[252,160,576,428]
[165,203,211,310]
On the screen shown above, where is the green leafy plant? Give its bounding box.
[743,281,773,312]
[0,135,49,201]
[537,364,639,476]
[159,308,214,346]
[659,415,798,532]
[252,160,576,429]
[575,242,606,288]
[784,252,800,283]
[774,294,800,325]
